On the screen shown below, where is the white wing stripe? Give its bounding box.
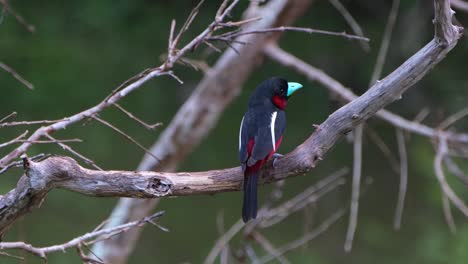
[239,116,244,151]
[270,111,278,151]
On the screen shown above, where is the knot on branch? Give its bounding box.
[25,156,78,192]
[433,0,464,46]
[147,178,172,196]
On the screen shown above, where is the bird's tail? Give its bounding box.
[242,173,258,223]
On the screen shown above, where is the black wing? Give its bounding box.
[247,110,286,167]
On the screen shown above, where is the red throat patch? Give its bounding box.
[272,95,287,109]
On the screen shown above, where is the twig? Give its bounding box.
[204,219,244,264]
[369,0,400,86]
[258,208,347,264]
[113,103,163,130]
[170,0,206,52]
[438,107,468,130]
[0,112,17,123]
[17,138,82,144]
[167,70,184,84]
[168,19,176,57]
[244,243,260,264]
[0,0,35,33]
[0,130,28,150]
[0,211,165,261]
[0,119,67,128]
[215,211,230,264]
[92,115,160,163]
[344,125,363,252]
[208,26,370,42]
[434,134,468,225]
[251,231,290,264]
[0,153,46,174]
[442,194,456,233]
[0,62,34,90]
[328,0,370,51]
[393,129,408,230]
[77,244,105,264]
[44,134,102,170]
[260,168,348,228]
[365,126,400,174]
[413,107,431,124]
[0,250,24,260]
[444,157,468,185]
[81,243,105,264]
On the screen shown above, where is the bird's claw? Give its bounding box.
[272,153,283,169]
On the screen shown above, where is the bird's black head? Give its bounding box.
[248,77,303,110]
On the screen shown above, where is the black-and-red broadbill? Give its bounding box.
[239,77,303,222]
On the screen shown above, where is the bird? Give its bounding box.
[239,77,303,222]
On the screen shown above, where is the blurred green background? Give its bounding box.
[1,0,468,263]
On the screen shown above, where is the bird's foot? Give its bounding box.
[272,153,283,169]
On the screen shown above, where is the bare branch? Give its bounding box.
[328,0,370,51]
[207,26,370,42]
[369,0,400,85]
[170,0,206,52]
[92,115,160,163]
[251,231,291,264]
[0,62,33,90]
[0,130,28,150]
[434,135,468,219]
[258,208,347,264]
[0,153,46,175]
[0,119,67,128]
[444,157,468,185]
[438,107,468,130]
[0,250,24,260]
[442,194,457,233]
[204,219,244,264]
[44,134,102,170]
[0,0,35,33]
[0,211,164,261]
[0,112,17,123]
[393,129,408,230]
[344,125,363,252]
[113,103,163,130]
[365,126,400,173]
[259,168,348,228]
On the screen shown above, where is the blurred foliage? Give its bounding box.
[1,0,468,263]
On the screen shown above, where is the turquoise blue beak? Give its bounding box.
[287,82,303,97]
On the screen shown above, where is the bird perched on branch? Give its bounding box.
[239,77,303,222]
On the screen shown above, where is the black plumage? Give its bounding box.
[239,77,302,222]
